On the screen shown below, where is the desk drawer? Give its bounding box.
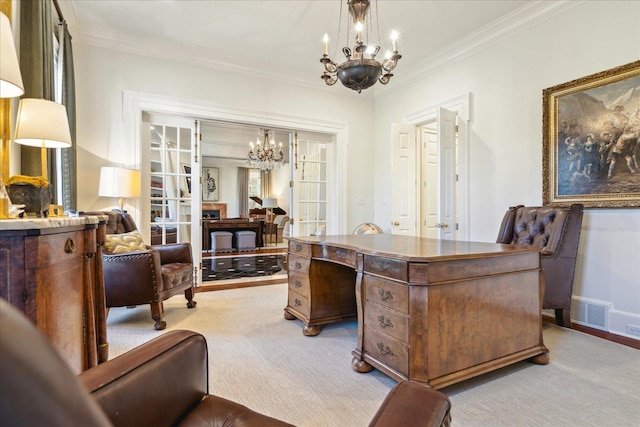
[288,254,311,274]
[288,291,309,317]
[364,255,407,281]
[364,326,408,376]
[288,272,310,297]
[364,302,409,343]
[312,245,357,267]
[289,241,311,257]
[364,275,408,314]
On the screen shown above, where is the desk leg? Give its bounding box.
[351,254,373,372]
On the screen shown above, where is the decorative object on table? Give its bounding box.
[0,11,24,98]
[202,167,219,201]
[6,175,53,217]
[542,60,640,208]
[14,98,72,179]
[247,128,285,172]
[98,166,141,212]
[320,0,402,93]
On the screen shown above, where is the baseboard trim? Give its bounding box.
[542,314,640,349]
[197,277,288,292]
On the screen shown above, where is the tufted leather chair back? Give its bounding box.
[496,204,583,327]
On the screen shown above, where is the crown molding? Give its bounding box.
[65,0,579,98]
[375,0,580,96]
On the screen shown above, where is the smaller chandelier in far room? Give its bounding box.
[320,0,402,93]
[247,128,285,172]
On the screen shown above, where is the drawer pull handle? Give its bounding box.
[64,238,76,254]
[295,243,303,252]
[376,260,393,271]
[378,288,394,301]
[335,249,346,259]
[294,298,302,307]
[294,280,302,288]
[378,315,393,328]
[377,342,394,356]
[295,262,302,270]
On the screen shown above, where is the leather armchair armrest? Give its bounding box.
[150,242,193,265]
[368,381,451,427]
[79,330,208,427]
[102,250,163,304]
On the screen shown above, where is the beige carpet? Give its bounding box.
[106,283,640,427]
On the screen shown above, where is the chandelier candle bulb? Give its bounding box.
[323,33,329,55]
[391,31,398,52]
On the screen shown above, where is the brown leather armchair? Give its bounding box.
[496,204,583,327]
[88,210,195,330]
[0,298,452,427]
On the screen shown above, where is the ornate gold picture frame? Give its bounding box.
[542,61,640,208]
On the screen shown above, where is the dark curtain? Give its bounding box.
[19,0,54,177]
[238,167,249,217]
[59,21,76,210]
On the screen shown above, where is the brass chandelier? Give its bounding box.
[320,0,402,93]
[247,128,285,172]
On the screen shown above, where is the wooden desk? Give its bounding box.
[202,219,264,251]
[284,234,548,389]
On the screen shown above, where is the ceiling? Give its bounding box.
[57,0,540,91]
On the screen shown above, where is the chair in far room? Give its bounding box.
[496,203,584,327]
[273,215,290,243]
[84,210,195,330]
[353,223,384,234]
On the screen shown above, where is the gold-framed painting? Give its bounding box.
[542,60,640,208]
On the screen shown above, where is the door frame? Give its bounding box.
[122,90,349,234]
[404,93,471,241]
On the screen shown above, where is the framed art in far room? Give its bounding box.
[542,60,640,208]
[203,167,219,202]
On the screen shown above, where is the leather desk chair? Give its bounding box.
[496,204,584,327]
[85,210,195,330]
[0,298,452,427]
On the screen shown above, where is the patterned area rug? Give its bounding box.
[202,254,287,281]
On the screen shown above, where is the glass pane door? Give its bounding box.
[294,138,330,236]
[149,123,194,246]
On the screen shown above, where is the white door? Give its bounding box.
[421,124,439,238]
[391,124,417,235]
[290,133,333,237]
[437,107,457,240]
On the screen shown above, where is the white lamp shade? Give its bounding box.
[0,12,24,98]
[98,167,141,198]
[14,99,72,148]
[263,197,277,208]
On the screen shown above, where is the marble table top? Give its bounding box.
[0,215,105,231]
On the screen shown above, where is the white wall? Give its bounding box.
[374,1,640,338]
[72,44,376,232]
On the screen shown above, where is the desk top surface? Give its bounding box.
[288,234,538,261]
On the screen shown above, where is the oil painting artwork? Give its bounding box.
[543,61,640,208]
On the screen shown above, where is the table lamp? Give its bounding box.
[263,197,277,223]
[0,12,24,98]
[14,98,72,179]
[98,166,141,212]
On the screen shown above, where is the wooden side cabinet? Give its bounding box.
[0,216,107,374]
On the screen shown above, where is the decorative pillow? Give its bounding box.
[104,230,147,254]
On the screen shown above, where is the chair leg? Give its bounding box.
[555,308,572,328]
[150,301,166,330]
[185,286,197,309]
